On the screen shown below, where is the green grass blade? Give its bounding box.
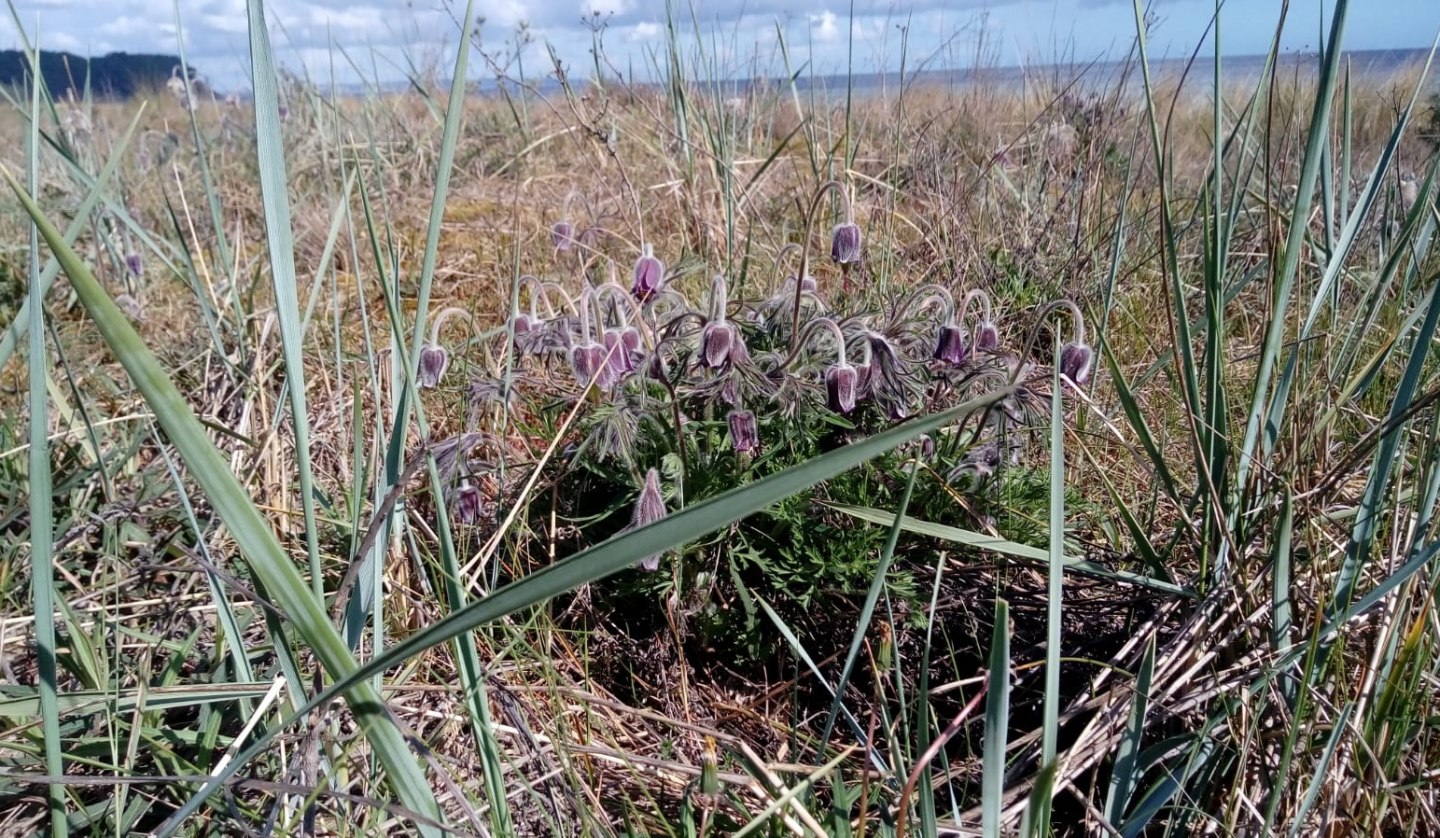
[1,171,444,837]
[1332,278,1440,613]
[1233,0,1350,488]
[0,106,144,369]
[818,455,921,757]
[825,504,1190,597]
[1036,348,1065,833]
[1104,634,1155,825]
[246,0,323,598]
[756,596,886,773]
[24,37,65,836]
[982,598,1011,838]
[1286,702,1355,838]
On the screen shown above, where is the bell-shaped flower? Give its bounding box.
[632,244,665,302]
[933,324,968,366]
[630,468,668,571]
[727,410,759,454]
[418,344,449,388]
[1060,342,1094,386]
[826,363,859,414]
[830,222,862,265]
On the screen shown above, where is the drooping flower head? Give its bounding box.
[569,286,612,389]
[959,288,1001,354]
[1050,299,1094,387]
[630,468,668,571]
[933,324,968,366]
[1060,342,1094,386]
[452,478,485,525]
[551,220,576,251]
[418,306,474,389]
[727,409,759,454]
[124,252,143,280]
[418,344,449,388]
[700,275,744,369]
[632,243,665,302]
[806,317,858,414]
[553,190,584,251]
[830,221,862,266]
[826,363,858,414]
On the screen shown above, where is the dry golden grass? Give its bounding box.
[2,49,1438,835]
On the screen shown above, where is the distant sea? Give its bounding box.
[335,47,1434,101]
[777,47,1437,99]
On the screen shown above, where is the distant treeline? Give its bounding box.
[0,49,202,99]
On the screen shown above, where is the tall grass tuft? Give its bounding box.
[2,0,1440,834]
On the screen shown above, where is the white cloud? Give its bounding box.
[810,10,841,44]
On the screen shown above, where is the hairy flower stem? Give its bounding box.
[428,306,475,346]
[790,180,854,352]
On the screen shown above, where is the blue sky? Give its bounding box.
[3,1,1437,92]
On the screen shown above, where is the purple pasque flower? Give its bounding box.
[632,243,664,302]
[830,221,862,265]
[826,363,859,414]
[124,252,143,279]
[727,410,759,454]
[933,323,968,366]
[701,320,737,369]
[974,320,1001,352]
[1059,342,1094,386]
[569,341,607,389]
[452,478,484,525]
[1053,299,1094,387]
[603,329,635,378]
[630,468,668,571]
[551,220,576,251]
[418,344,449,388]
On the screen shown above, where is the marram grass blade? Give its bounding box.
[24,40,65,835]
[818,454,920,758]
[982,598,1011,838]
[152,383,1022,826]
[826,504,1189,597]
[246,0,323,598]
[0,170,444,836]
[0,684,275,718]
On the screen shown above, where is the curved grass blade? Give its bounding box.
[824,505,1189,597]
[1,170,444,835]
[0,105,144,370]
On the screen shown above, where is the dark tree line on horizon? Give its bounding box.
[0,49,204,100]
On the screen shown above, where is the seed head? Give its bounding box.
[933,324,968,366]
[826,363,859,414]
[418,344,449,388]
[830,222,862,265]
[727,410,759,454]
[632,244,665,302]
[1059,342,1094,386]
[630,468,668,571]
